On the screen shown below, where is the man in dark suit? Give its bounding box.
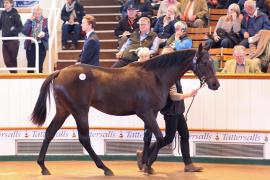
[78,15,100,66]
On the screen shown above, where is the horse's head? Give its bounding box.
[192,44,220,90]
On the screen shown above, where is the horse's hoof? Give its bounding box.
[136,150,143,170]
[143,164,155,175]
[104,169,114,176]
[41,169,51,175]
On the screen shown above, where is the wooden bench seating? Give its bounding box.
[187,27,210,48]
[209,48,253,70]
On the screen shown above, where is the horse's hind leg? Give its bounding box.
[37,108,69,175]
[74,112,114,176]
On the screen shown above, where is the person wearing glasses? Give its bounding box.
[113,17,159,67]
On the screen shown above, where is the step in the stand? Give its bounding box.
[93,14,121,22]
[95,22,118,31]
[55,59,118,70]
[66,39,118,50]
[80,0,121,6]
[84,6,120,14]
[58,49,118,59]
[96,30,116,39]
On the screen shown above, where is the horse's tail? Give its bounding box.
[30,70,60,126]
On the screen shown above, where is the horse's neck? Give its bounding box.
[155,59,192,87]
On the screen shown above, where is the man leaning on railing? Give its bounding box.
[0,0,23,73]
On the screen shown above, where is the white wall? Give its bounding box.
[1,77,270,130]
[0,76,270,157]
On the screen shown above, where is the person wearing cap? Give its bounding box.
[121,0,153,18]
[113,17,159,67]
[114,4,139,49]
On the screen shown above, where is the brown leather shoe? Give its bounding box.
[184,163,203,172]
[136,150,143,170]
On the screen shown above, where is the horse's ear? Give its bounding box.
[198,43,203,53]
[203,43,211,51]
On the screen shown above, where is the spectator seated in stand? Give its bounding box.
[154,5,178,48]
[121,0,153,18]
[114,3,139,49]
[238,0,269,16]
[113,17,159,67]
[157,0,180,17]
[221,45,262,73]
[205,3,242,49]
[164,21,192,52]
[61,0,85,50]
[178,0,208,28]
[240,0,270,48]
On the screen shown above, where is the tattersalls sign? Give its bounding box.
[190,132,267,143]
[0,129,268,143]
[0,129,269,158]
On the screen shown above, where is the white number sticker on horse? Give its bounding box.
[79,73,86,80]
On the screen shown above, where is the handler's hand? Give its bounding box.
[116,51,124,59]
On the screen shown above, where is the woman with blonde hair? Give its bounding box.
[22,4,49,73]
[154,5,178,47]
[157,0,180,17]
[205,3,242,49]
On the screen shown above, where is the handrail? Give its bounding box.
[1,1,64,73]
[47,0,64,73]
[0,36,39,73]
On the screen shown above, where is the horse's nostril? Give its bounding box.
[213,82,220,89]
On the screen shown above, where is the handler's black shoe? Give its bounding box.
[184,163,203,172]
[136,150,143,170]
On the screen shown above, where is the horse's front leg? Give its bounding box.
[73,112,114,176]
[137,127,153,171]
[138,111,162,174]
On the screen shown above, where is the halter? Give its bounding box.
[192,52,207,88]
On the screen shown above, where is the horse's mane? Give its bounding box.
[130,49,196,71]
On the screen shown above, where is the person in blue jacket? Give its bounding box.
[165,21,193,50]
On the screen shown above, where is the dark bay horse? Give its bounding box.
[31,44,219,176]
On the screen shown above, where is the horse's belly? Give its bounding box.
[91,101,136,116]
